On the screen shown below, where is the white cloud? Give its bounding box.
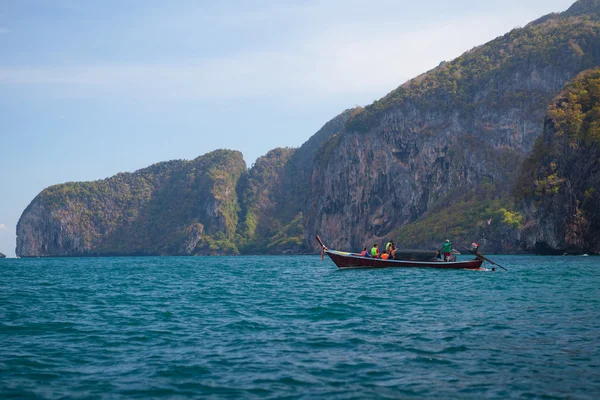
[0,224,5,229]
[0,9,561,104]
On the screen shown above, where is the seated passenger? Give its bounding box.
[360,248,368,257]
[385,240,393,253]
[388,241,396,260]
[370,244,380,258]
[381,252,389,260]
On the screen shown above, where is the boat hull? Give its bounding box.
[326,250,484,270]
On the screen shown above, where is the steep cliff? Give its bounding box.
[15,110,353,257]
[238,110,353,254]
[17,150,246,256]
[304,1,600,251]
[516,68,600,254]
[238,147,301,253]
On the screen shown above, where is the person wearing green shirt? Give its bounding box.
[442,239,453,261]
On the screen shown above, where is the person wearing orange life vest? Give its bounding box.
[360,248,368,257]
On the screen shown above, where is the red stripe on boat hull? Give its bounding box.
[326,251,484,270]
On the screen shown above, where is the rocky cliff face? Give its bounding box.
[517,69,600,254]
[0,252,5,259]
[17,150,246,256]
[303,2,600,251]
[15,113,352,257]
[238,147,300,253]
[237,110,353,253]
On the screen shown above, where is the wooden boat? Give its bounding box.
[316,236,485,270]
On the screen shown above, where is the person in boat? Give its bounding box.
[386,241,396,260]
[442,239,453,261]
[370,244,380,258]
[360,248,368,257]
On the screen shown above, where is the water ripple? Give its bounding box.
[1,255,600,398]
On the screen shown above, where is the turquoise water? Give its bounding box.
[1,255,599,399]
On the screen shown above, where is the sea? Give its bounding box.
[1,255,599,399]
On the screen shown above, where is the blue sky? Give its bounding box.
[0,0,575,256]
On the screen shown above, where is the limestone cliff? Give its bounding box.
[304,1,600,252]
[15,111,350,257]
[516,69,600,254]
[17,150,246,256]
[238,147,300,253]
[237,110,353,253]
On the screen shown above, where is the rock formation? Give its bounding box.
[304,0,600,252]
[517,68,600,254]
[17,150,246,256]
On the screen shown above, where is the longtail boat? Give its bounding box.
[316,236,485,270]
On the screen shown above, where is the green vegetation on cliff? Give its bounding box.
[238,148,307,253]
[347,3,600,135]
[312,0,600,253]
[516,69,600,199]
[516,68,600,253]
[394,180,523,252]
[18,150,247,256]
[18,146,313,256]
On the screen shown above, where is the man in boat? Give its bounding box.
[360,248,368,257]
[370,244,380,258]
[442,239,453,261]
[386,240,396,260]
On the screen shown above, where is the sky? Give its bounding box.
[0,0,576,257]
